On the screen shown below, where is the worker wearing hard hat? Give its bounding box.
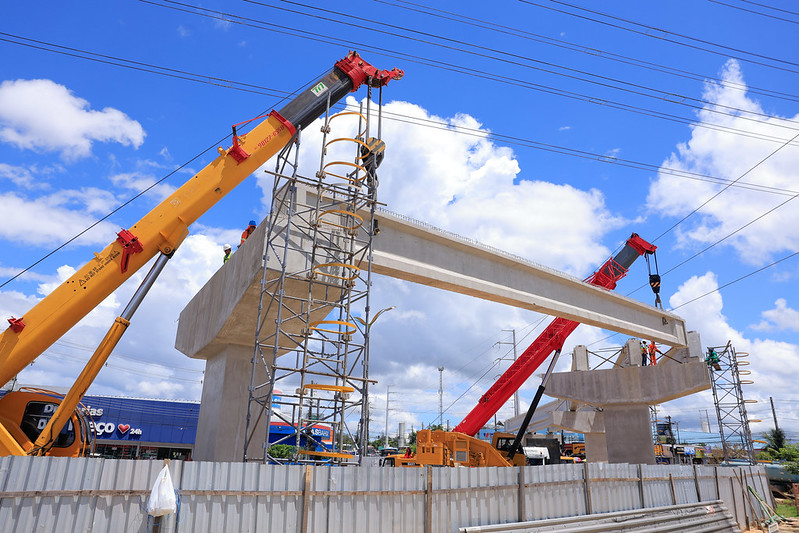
[223,243,232,264]
[240,220,257,248]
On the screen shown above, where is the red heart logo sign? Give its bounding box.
[118,424,130,434]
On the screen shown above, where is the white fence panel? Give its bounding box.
[0,456,773,533]
[524,463,587,521]
[587,462,640,513]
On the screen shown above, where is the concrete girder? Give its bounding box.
[370,211,687,347]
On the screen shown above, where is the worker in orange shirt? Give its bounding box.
[648,341,660,366]
[239,220,257,248]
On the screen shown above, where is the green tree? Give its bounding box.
[268,444,296,459]
[764,428,787,454]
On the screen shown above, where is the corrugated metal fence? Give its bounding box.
[0,456,772,532]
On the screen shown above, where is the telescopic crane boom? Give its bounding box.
[0,52,402,457]
[454,233,657,437]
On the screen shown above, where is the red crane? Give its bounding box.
[454,233,657,437]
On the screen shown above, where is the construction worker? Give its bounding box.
[648,341,659,366]
[239,220,257,248]
[222,243,232,264]
[640,341,648,366]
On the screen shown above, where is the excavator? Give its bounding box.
[0,52,403,457]
[386,233,660,468]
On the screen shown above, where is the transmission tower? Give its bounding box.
[243,89,386,464]
[707,341,758,464]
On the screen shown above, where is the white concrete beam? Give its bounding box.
[371,210,688,347]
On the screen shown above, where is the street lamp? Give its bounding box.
[354,305,396,331]
[354,305,395,461]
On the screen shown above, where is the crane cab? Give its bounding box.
[0,390,91,457]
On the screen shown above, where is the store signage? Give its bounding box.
[91,421,142,437]
[85,406,143,439]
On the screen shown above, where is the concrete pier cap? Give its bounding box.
[543,331,710,465]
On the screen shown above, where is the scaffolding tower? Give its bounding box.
[243,90,385,464]
[707,341,758,464]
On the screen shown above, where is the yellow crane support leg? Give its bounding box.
[31,253,173,455]
[31,317,130,455]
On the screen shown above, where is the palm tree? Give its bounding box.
[763,428,786,454]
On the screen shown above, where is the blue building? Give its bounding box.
[79,394,199,460]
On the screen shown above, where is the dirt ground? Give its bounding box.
[742,517,799,532]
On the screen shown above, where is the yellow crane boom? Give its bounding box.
[0,51,403,456]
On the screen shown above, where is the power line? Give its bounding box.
[520,0,799,74]
[8,26,798,154]
[708,0,799,25]
[136,0,799,140]
[243,0,799,130]
[652,130,799,242]
[377,0,799,104]
[0,32,288,98]
[670,250,799,312]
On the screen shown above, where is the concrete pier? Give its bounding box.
[505,333,710,465]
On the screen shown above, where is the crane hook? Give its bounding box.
[644,251,663,310]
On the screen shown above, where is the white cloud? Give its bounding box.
[0,79,145,159]
[662,272,799,435]
[0,190,119,247]
[0,163,38,188]
[750,298,799,332]
[3,230,229,400]
[263,97,625,275]
[647,60,799,265]
[110,172,177,202]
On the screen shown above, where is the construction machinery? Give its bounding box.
[389,233,660,467]
[0,52,403,457]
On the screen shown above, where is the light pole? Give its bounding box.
[438,366,444,429]
[354,306,395,460]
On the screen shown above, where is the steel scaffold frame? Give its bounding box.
[243,90,384,464]
[708,341,757,464]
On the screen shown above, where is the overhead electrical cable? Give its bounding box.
[520,0,799,74]
[708,0,799,25]
[738,0,799,18]
[4,28,798,196]
[651,130,799,242]
[377,0,799,104]
[244,0,799,129]
[137,0,799,140]
[0,32,288,98]
[669,250,799,312]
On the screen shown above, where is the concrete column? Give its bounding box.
[603,405,655,464]
[585,433,608,463]
[194,344,269,462]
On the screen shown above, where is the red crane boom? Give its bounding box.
[454,233,657,437]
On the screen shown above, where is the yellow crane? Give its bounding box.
[0,52,402,457]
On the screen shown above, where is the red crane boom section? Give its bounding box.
[453,234,655,437]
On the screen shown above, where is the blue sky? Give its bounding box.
[1,0,799,444]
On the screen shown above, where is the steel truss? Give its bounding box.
[244,91,383,464]
[708,341,757,464]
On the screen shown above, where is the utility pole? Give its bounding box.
[496,329,520,417]
[770,397,780,431]
[438,366,444,428]
[385,385,391,449]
